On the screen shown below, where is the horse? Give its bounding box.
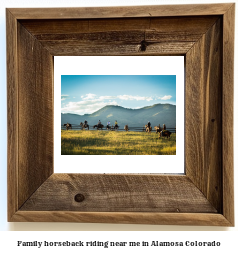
[145,124,152,133]
[124,125,129,131]
[159,130,171,139]
[106,125,111,130]
[110,125,119,131]
[93,124,104,130]
[154,125,162,134]
[80,122,89,130]
[63,123,72,130]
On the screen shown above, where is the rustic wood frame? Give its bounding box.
[7,4,234,226]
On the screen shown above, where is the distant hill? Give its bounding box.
[61,103,176,128]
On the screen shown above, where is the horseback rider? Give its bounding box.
[157,124,161,133]
[84,119,88,127]
[115,120,118,127]
[107,121,110,129]
[148,121,151,128]
[161,124,166,136]
[98,120,101,127]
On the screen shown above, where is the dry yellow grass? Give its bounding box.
[61,130,176,155]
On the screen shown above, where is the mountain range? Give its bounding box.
[61,103,176,128]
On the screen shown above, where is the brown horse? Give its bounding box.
[124,125,129,131]
[80,122,89,130]
[63,123,72,130]
[159,130,171,139]
[93,124,104,130]
[145,124,152,133]
[110,125,119,131]
[154,125,162,133]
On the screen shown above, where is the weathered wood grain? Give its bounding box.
[11,211,232,226]
[20,18,149,34]
[222,4,235,226]
[34,31,201,44]
[20,174,217,213]
[7,9,18,221]
[39,41,193,56]
[18,23,54,208]
[6,4,234,225]
[8,4,233,19]
[186,18,223,212]
[19,17,218,56]
[20,17,218,34]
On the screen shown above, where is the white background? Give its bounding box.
[0,0,237,253]
[55,56,184,173]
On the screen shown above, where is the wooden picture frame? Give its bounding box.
[7,3,234,226]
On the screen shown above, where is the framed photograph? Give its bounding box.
[7,3,234,225]
[55,56,184,174]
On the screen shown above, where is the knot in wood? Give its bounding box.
[74,193,85,202]
[140,40,147,51]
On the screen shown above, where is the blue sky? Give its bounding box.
[61,75,176,115]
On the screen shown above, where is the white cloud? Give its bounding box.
[117,95,153,101]
[80,94,153,102]
[61,100,118,115]
[61,95,69,101]
[160,95,172,100]
[62,93,155,115]
[99,96,117,100]
[81,93,97,100]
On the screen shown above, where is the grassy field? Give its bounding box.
[61,130,176,155]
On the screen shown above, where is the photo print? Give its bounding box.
[54,56,184,174]
[61,75,176,155]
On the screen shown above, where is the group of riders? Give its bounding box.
[105,120,118,129]
[72,120,168,136]
[146,121,168,137]
[82,119,119,129]
[147,121,166,130]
